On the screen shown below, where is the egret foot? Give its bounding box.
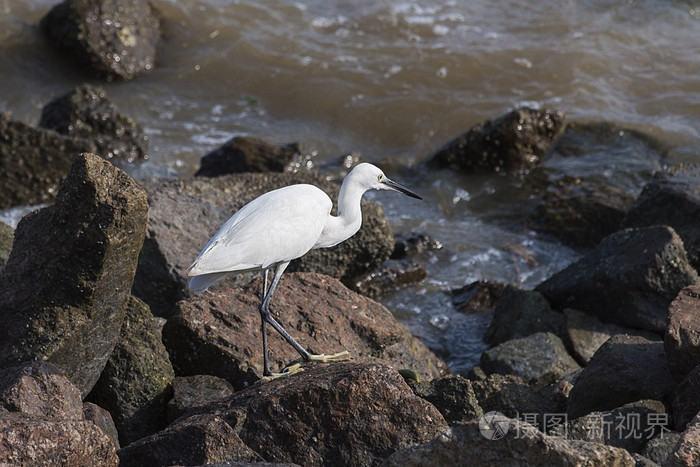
[308,350,351,363]
[258,364,305,384]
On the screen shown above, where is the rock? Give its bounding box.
[90,296,174,446]
[120,363,448,466]
[624,164,700,271]
[83,402,121,449]
[565,400,669,454]
[0,153,148,396]
[163,272,447,388]
[167,375,235,423]
[0,221,13,271]
[528,176,635,248]
[195,135,303,176]
[536,225,698,333]
[564,308,658,365]
[134,172,396,317]
[672,365,700,431]
[484,285,565,346]
[40,0,161,80]
[0,361,118,465]
[408,375,483,424]
[665,283,700,381]
[0,112,97,209]
[642,431,682,465]
[567,335,676,419]
[391,232,443,260]
[382,418,635,466]
[451,280,506,314]
[667,412,700,467]
[480,332,580,386]
[427,107,565,175]
[39,84,148,162]
[350,259,427,299]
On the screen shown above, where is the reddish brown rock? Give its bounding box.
[667,412,700,467]
[665,284,700,381]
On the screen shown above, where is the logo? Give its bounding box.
[479,411,510,440]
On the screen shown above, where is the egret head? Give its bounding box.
[350,163,422,199]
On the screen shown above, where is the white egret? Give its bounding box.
[187,163,422,377]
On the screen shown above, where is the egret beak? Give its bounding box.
[382,178,422,200]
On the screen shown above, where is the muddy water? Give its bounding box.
[2,0,699,373]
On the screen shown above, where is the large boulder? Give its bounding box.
[117,363,448,466]
[665,283,700,381]
[39,84,148,162]
[537,226,698,333]
[90,296,175,446]
[567,335,675,419]
[0,153,148,396]
[134,172,397,317]
[40,0,161,80]
[162,272,447,388]
[0,112,96,209]
[427,107,565,175]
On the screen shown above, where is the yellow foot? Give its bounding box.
[308,351,351,363]
[257,364,305,384]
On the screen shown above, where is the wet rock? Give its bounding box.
[0,153,148,396]
[392,232,443,260]
[90,296,174,446]
[350,259,426,299]
[567,335,675,419]
[672,365,700,432]
[641,431,683,465]
[667,412,700,467]
[0,221,12,270]
[39,84,148,162]
[167,375,235,423]
[665,283,700,381]
[40,0,161,81]
[383,418,635,466]
[484,285,565,346]
[624,164,700,271]
[537,226,698,333]
[0,112,97,209]
[83,402,121,449]
[427,107,565,175]
[163,272,447,388]
[195,135,304,176]
[529,176,634,248]
[480,332,580,386]
[451,280,506,314]
[565,400,669,454]
[0,361,118,465]
[408,375,483,424]
[117,413,257,466]
[564,308,659,365]
[135,172,396,317]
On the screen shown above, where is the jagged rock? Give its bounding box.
[567,335,675,419]
[0,112,97,209]
[672,365,700,432]
[624,164,700,271]
[665,283,700,381]
[484,286,565,346]
[0,153,148,396]
[480,332,580,386]
[39,84,148,161]
[40,0,161,80]
[537,226,698,333]
[134,172,396,317]
[167,375,234,423]
[163,272,447,388]
[383,418,635,466]
[90,296,174,445]
[529,176,634,248]
[195,135,303,176]
[408,375,483,424]
[119,363,448,466]
[428,107,565,175]
[667,412,700,467]
[83,402,121,450]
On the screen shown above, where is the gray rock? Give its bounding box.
[672,364,700,432]
[428,107,565,175]
[39,84,148,162]
[195,135,303,176]
[40,0,161,80]
[480,332,580,386]
[567,335,675,419]
[409,375,483,424]
[90,296,175,445]
[0,153,148,396]
[537,226,698,333]
[642,431,682,465]
[665,283,700,381]
[167,375,235,423]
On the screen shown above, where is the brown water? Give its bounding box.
[2,0,699,373]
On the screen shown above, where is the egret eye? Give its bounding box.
[378,174,383,182]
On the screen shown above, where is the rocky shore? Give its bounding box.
[1,1,700,466]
